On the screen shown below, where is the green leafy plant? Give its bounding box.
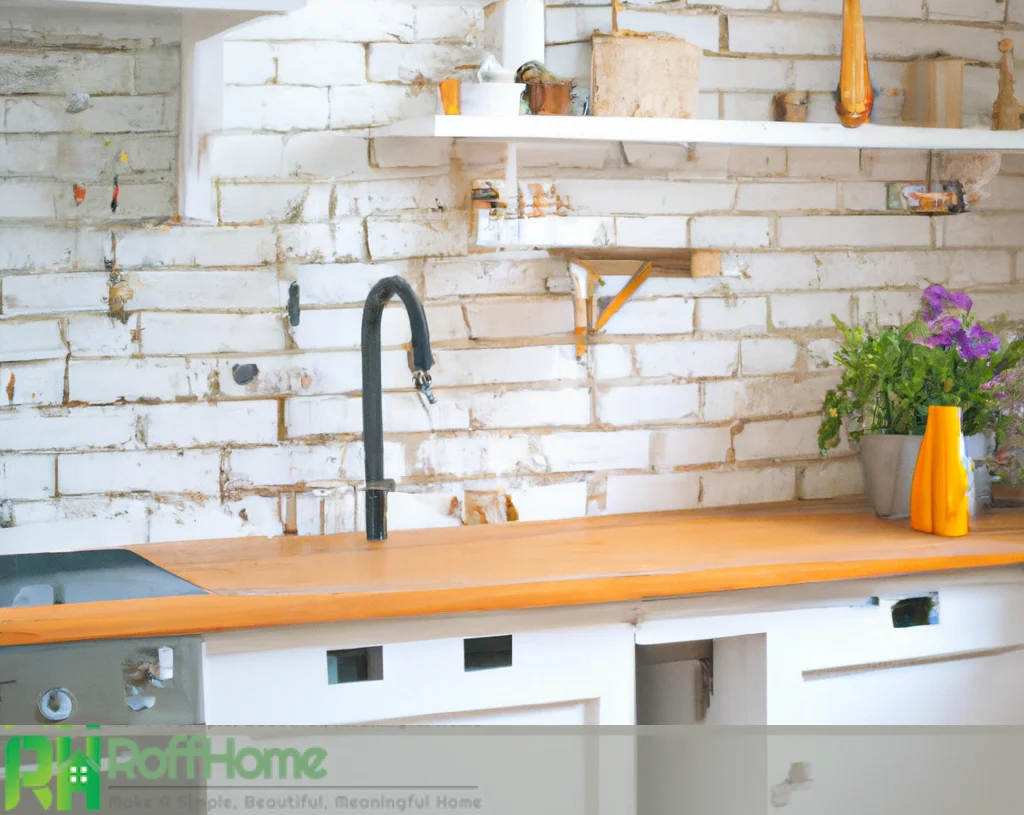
[818,285,1024,455]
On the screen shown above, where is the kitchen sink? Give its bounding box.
[0,548,207,608]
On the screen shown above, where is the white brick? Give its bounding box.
[0,182,57,218]
[414,434,534,478]
[277,42,365,86]
[134,46,179,93]
[700,56,789,91]
[700,465,796,508]
[778,216,931,248]
[505,481,588,522]
[219,184,332,224]
[558,180,736,215]
[0,136,60,175]
[469,388,591,429]
[127,270,281,310]
[728,15,839,55]
[546,42,591,81]
[0,51,133,94]
[0,497,148,554]
[697,297,768,332]
[593,344,633,379]
[723,253,821,292]
[545,5,612,42]
[286,392,469,437]
[211,134,285,179]
[940,214,1024,248]
[841,182,888,211]
[297,263,407,305]
[368,215,468,260]
[722,92,774,121]
[0,406,135,451]
[435,346,586,386]
[517,141,623,170]
[361,488,457,532]
[465,299,573,339]
[278,221,367,264]
[224,86,330,132]
[605,472,701,514]
[704,374,839,421]
[807,338,840,370]
[329,85,438,128]
[373,137,451,168]
[601,298,695,335]
[815,249,1012,289]
[223,42,277,85]
[634,340,740,378]
[67,315,135,357]
[69,358,210,404]
[368,43,480,82]
[337,177,456,217]
[779,0,923,15]
[292,304,466,349]
[148,497,286,543]
[598,383,700,425]
[0,320,65,362]
[541,430,651,472]
[116,227,275,269]
[214,350,364,398]
[0,227,105,272]
[615,10,721,51]
[142,313,286,356]
[868,20,1008,62]
[736,182,837,211]
[787,148,861,180]
[651,426,732,469]
[771,292,852,328]
[0,359,65,406]
[0,454,54,499]
[972,290,1024,321]
[415,4,484,42]
[614,216,689,248]
[142,402,279,447]
[229,443,401,487]
[226,0,414,42]
[733,416,822,461]
[691,217,772,248]
[424,256,562,298]
[798,459,863,499]
[6,97,172,134]
[976,176,1024,211]
[857,290,923,326]
[59,450,221,495]
[860,149,930,180]
[741,338,800,375]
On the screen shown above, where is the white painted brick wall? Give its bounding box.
[2,0,1017,549]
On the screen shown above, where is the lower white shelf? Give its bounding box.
[379,114,1024,152]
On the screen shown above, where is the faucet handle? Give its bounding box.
[413,370,436,405]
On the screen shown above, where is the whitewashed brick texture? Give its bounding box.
[1,0,1016,549]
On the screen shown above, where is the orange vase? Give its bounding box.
[836,0,873,128]
[910,406,971,537]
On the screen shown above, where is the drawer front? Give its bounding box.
[203,623,635,725]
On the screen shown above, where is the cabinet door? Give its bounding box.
[203,623,635,726]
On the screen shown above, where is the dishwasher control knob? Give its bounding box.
[38,688,74,722]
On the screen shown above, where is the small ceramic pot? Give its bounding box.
[526,82,573,115]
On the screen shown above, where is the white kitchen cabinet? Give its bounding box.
[202,610,636,726]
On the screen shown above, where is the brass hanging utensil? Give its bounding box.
[992,39,1022,131]
[836,0,873,127]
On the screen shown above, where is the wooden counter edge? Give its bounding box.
[5,550,1024,647]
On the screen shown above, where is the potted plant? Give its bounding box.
[985,361,1024,502]
[818,284,1024,518]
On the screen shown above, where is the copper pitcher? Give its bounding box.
[836,0,873,127]
[526,82,573,116]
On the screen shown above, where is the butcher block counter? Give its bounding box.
[4,498,1024,648]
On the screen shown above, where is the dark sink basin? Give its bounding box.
[0,549,207,608]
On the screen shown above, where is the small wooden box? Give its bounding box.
[591,34,701,118]
[902,57,966,128]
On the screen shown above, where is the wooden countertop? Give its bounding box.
[3,499,1024,646]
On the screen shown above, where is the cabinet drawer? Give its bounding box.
[203,623,634,725]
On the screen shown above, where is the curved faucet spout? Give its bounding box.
[361,276,434,541]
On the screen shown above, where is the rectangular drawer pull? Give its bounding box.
[464,635,512,672]
[327,647,383,684]
[891,594,938,628]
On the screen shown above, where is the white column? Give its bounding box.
[499,0,545,74]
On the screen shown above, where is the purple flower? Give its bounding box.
[920,284,974,325]
[956,323,1001,359]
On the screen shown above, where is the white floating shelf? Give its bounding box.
[8,0,303,11]
[380,115,1024,152]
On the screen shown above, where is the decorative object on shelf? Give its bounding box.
[897,181,966,214]
[439,77,460,115]
[590,0,700,119]
[460,54,526,117]
[818,284,1024,518]
[773,91,809,123]
[836,0,873,127]
[935,151,1001,207]
[993,39,1022,131]
[515,61,574,115]
[902,57,965,129]
[910,406,972,537]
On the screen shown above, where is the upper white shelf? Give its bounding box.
[10,0,304,10]
[380,115,1024,152]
